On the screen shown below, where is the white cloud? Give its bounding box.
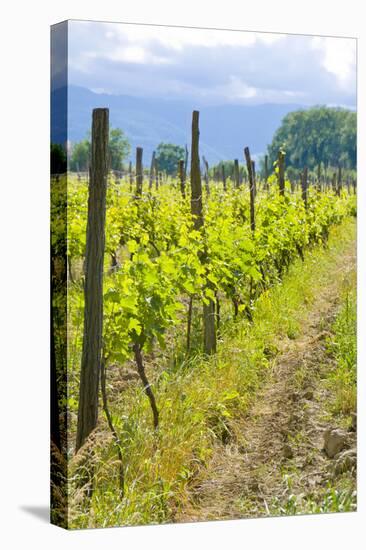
[67,21,356,107]
[217,76,258,100]
[73,20,284,52]
[311,36,356,89]
[105,45,172,65]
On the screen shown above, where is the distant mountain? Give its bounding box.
[52,85,304,165]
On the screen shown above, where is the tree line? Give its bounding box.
[51,105,356,181]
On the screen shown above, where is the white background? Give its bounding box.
[0,0,365,548]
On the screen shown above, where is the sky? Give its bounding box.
[67,20,357,108]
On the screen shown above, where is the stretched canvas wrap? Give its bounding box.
[50,20,357,529]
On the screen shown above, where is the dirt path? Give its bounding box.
[177,238,356,521]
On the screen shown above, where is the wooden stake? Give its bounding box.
[178,159,185,198]
[244,147,256,232]
[221,164,227,192]
[278,150,285,196]
[301,167,308,208]
[234,159,240,189]
[135,147,143,198]
[190,111,204,231]
[76,108,109,451]
[149,151,155,190]
[128,160,133,193]
[337,165,342,196]
[190,110,216,355]
[203,156,210,196]
[264,154,269,191]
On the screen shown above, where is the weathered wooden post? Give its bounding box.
[278,150,285,196]
[264,154,269,191]
[251,160,257,197]
[153,158,158,190]
[135,147,143,198]
[76,108,109,452]
[332,172,337,194]
[301,167,308,209]
[337,165,342,196]
[178,159,186,198]
[234,159,240,189]
[244,147,256,232]
[190,112,204,231]
[221,164,227,192]
[190,110,216,355]
[324,163,328,190]
[317,163,322,192]
[202,155,210,196]
[184,144,189,180]
[149,151,156,190]
[128,160,133,193]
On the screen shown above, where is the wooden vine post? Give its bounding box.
[317,163,322,192]
[76,108,109,452]
[244,147,256,232]
[154,157,159,189]
[178,159,186,198]
[221,164,227,192]
[190,110,216,355]
[301,166,308,209]
[337,165,342,196]
[234,159,240,188]
[128,160,133,193]
[184,144,189,180]
[149,151,156,190]
[264,154,269,191]
[190,111,204,231]
[135,147,143,198]
[278,150,285,196]
[202,156,210,196]
[332,172,337,194]
[251,160,257,197]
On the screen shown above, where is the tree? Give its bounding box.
[70,128,131,172]
[70,139,90,172]
[109,128,131,171]
[51,143,67,174]
[266,107,356,173]
[155,143,185,175]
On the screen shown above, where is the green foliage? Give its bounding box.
[271,477,356,516]
[66,174,356,366]
[266,107,356,172]
[155,142,185,175]
[210,160,247,181]
[70,139,90,172]
[70,128,131,171]
[65,214,356,528]
[62,167,356,528]
[109,128,131,171]
[327,282,357,416]
[51,143,67,174]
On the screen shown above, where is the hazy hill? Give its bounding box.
[52,85,303,165]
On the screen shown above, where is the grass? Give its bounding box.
[270,476,356,516]
[326,274,357,418]
[67,218,356,529]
